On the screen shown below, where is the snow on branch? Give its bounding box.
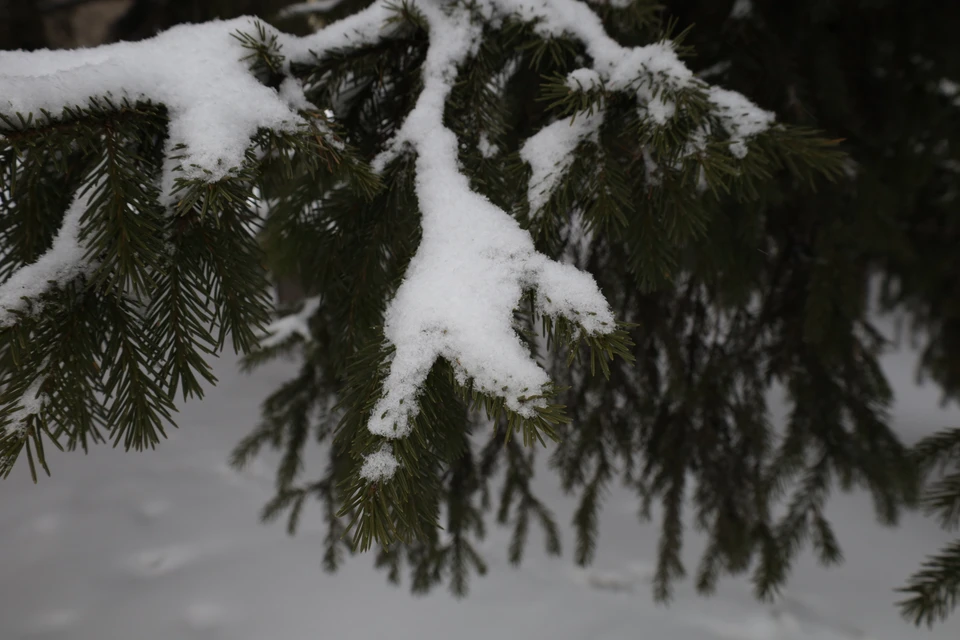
[0,181,97,328]
[0,0,778,484]
[313,1,774,482]
[355,2,619,480]
[706,87,774,158]
[277,0,348,20]
[0,19,301,188]
[520,110,604,216]
[259,296,322,348]
[0,4,399,190]
[0,8,395,329]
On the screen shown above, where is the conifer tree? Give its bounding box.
[0,0,941,621]
[658,0,960,626]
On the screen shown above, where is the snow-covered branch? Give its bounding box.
[520,111,604,215]
[358,2,615,479]
[0,20,301,190]
[0,180,97,328]
[0,0,779,483]
[259,296,322,348]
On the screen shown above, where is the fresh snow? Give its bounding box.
[258,296,322,349]
[520,112,603,215]
[359,447,401,482]
[566,67,603,91]
[0,19,303,196]
[707,87,775,159]
[0,181,97,328]
[0,315,958,639]
[277,0,348,19]
[4,375,46,436]
[477,132,499,159]
[512,2,694,124]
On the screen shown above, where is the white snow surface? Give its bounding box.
[1,314,959,639]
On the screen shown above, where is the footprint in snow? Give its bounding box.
[23,608,81,635]
[685,593,875,640]
[183,602,227,631]
[29,513,61,536]
[573,561,655,593]
[125,545,198,578]
[771,594,871,639]
[135,499,170,522]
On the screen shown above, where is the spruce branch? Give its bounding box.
[900,539,960,627]
[899,426,960,626]
[0,0,868,607]
[0,16,383,477]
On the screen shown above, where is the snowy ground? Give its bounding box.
[2,318,960,640]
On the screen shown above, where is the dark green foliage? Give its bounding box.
[0,24,369,479]
[226,0,872,606]
[899,427,960,626]
[5,0,959,627]
[655,0,960,625]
